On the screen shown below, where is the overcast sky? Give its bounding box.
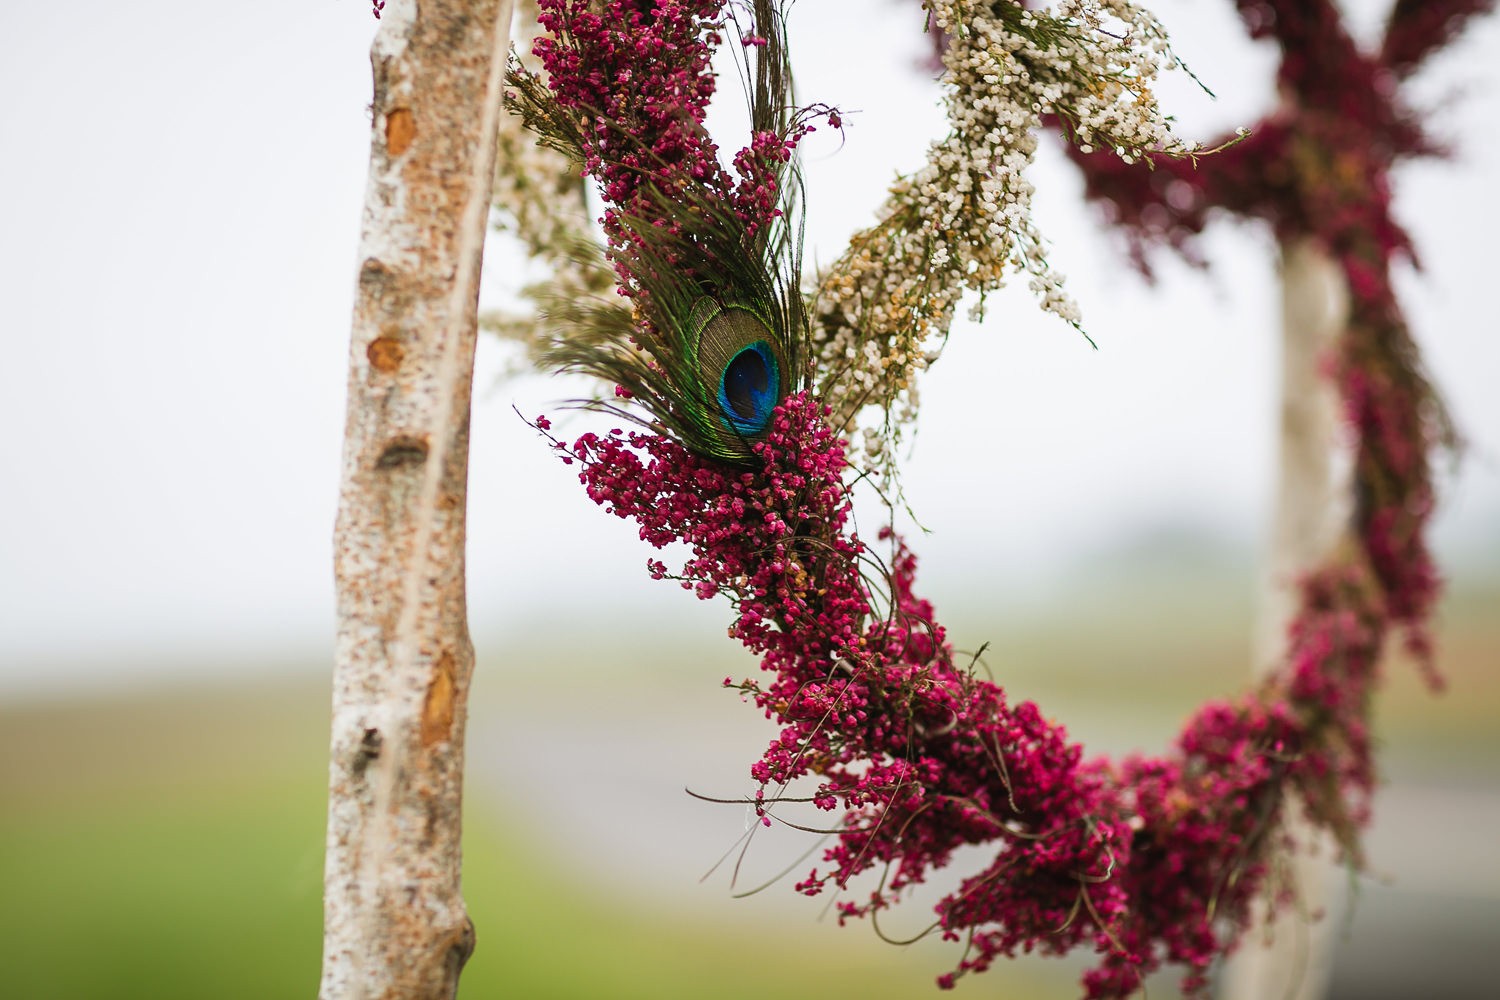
[2,1,1496,698]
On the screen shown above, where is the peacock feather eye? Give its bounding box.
[689,300,787,447]
[718,340,779,433]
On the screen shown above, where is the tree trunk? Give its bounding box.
[1220,237,1351,999]
[322,2,514,998]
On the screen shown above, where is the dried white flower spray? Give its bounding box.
[813,0,1217,484]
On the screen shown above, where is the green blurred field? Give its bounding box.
[0,683,1065,999]
[2,572,1495,999]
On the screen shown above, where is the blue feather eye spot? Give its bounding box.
[718,340,780,435]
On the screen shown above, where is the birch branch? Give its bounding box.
[1221,236,1353,1000]
[322,2,514,998]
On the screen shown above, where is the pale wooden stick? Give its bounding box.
[1221,236,1352,1000]
[322,3,514,998]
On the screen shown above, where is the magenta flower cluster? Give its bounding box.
[1064,0,1483,693]
[546,384,1405,995]
[522,0,1478,994]
[532,0,811,272]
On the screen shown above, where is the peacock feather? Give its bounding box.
[505,0,807,466]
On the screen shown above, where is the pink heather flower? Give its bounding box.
[523,1,1474,993]
[1064,5,1457,685]
[531,0,813,287]
[544,386,1412,994]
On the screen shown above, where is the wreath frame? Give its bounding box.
[495,1,1488,995]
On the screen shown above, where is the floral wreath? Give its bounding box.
[477,1,1487,995]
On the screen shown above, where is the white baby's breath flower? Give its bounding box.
[811,0,1204,486]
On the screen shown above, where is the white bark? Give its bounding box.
[322,2,514,998]
[1219,238,1352,1000]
